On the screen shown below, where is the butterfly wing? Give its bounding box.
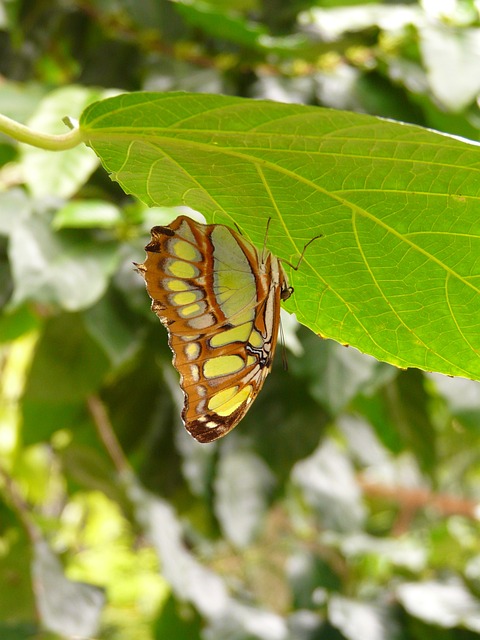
[137,215,289,443]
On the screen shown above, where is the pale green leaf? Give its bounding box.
[292,439,366,532]
[32,538,104,638]
[291,334,390,415]
[397,579,480,631]
[214,439,275,547]
[329,596,398,640]
[9,215,118,311]
[420,24,480,111]
[298,5,420,39]
[52,199,122,229]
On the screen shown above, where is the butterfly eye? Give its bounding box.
[139,215,310,443]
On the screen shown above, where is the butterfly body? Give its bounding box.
[137,215,291,443]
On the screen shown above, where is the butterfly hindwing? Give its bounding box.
[137,215,290,443]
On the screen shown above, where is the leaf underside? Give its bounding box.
[80,92,480,380]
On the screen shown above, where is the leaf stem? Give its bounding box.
[0,113,83,150]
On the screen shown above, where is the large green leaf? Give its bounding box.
[80,92,480,379]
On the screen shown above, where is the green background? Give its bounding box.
[1,1,480,639]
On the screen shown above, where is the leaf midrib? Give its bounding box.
[85,127,480,176]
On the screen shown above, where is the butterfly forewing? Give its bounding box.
[138,215,290,443]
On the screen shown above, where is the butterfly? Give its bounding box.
[136,215,317,443]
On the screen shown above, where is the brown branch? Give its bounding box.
[87,395,130,475]
[0,465,41,543]
[359,476,479,521]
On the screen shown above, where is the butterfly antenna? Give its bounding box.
[282,233,323,271]
[262,218,272,263]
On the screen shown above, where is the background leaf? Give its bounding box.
[9,213,118,311]
[397,579,480,632]
[214,439,275,548]
[32,538,105,638]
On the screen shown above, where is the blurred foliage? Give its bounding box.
[1,1,480,639]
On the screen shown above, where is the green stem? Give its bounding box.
[0,113,83,151]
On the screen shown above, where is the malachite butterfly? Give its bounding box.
[137,215,314,443]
